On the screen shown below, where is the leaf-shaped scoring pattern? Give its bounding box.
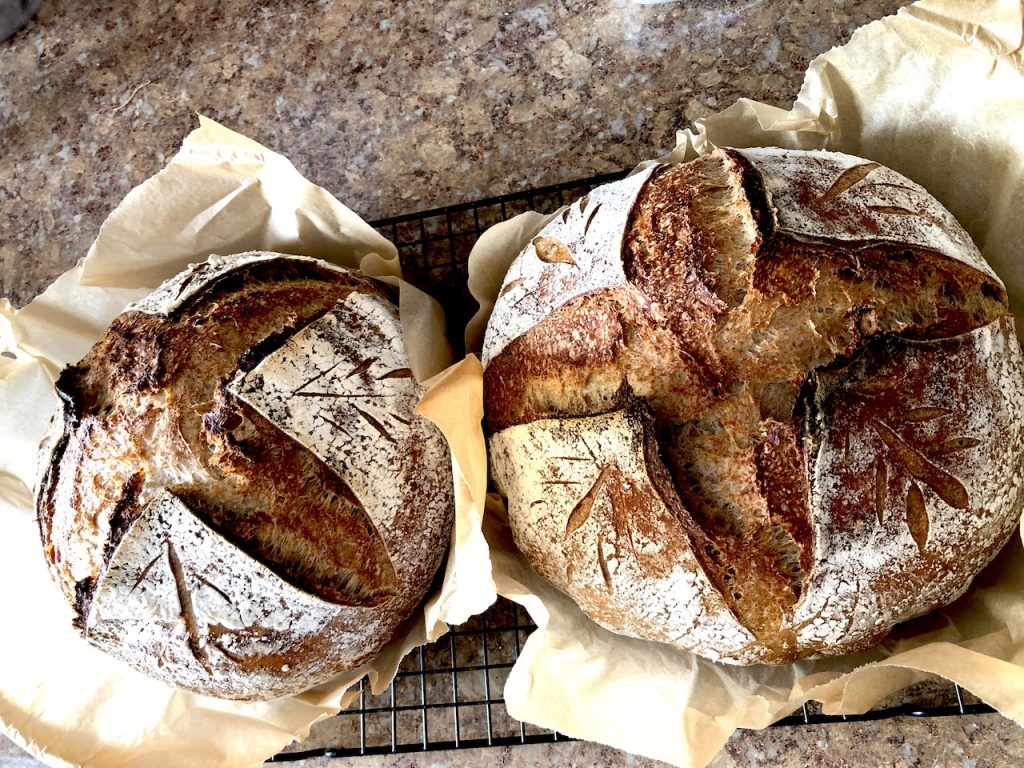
[830,336,988,558]
[905,480,929,554]
[566,464,612,535]
[88,490,340,690]
[562,456,665,591]
[532,236,576,266]
[164,538,212,672]
[869,418,969,510]
[815,162,880,207]
[932,436,983,456]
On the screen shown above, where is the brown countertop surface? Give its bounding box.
[2,0,1022,766]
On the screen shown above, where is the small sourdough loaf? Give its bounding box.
[483,148,1024,664]
[37,252,454,699]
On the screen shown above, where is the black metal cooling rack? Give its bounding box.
[268,172,997,762]
[268,598,996,762]
[372,170,628,358]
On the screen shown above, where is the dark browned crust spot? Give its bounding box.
[54,364,90,419]
[72,577,95,632]
[720,149,775,240]
[167,258,385,319]
[39,258,399,622]
[485,148,1017,663]
[103,471,146,566]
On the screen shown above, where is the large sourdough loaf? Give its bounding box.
[483,148,1024,664]
[37,252,454,699]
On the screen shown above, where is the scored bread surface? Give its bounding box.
[37,252,454,699]
[483,148,1024,664]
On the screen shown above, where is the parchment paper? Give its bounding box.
[0,117,495,768]
[466,1,1024,765]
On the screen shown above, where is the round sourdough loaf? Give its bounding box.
[483,148,1024,664]
[36,252,454,700]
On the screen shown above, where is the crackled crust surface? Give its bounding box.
[483,148,1024,664]
[37,252,454,699]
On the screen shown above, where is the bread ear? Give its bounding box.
[38,253,456,699]
[732,147,999,282]
[484,148,1024,664]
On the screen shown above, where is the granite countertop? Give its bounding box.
[2,0,1022,766]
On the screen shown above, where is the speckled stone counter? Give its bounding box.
[2,0,1023,766]
[2,0,901,307]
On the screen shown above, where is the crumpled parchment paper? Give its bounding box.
[466,1,1024,765]
[0,116,495,768]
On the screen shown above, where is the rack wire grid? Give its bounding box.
[269,172,998,762]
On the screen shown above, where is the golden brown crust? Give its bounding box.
[40,266,380,609]
[484,148,1024,664]
[37,254,454,699]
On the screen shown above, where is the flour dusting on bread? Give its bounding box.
[484,148,1024,664]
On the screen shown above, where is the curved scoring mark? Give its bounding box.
[905,481,929,554]
[583,203,603,237]
[498,276,527,298]
[932,436,982,456]
[532,236,576,266]
[346,357,378,379]
[172,262,210,301]
[866,205,917,216]
[196,574,235,608]
[129,550,165,595]
[851,374,901,396]
[816,162,880,207]
[874,456,887,524]
[597,539,614,594]
[377,368,414,380]
[901,406,951,423]
[353,406,397,444]
[566,464,612,535]
[868,182,920,194]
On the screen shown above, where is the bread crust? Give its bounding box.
[483,149,1024,664]
[37,252,454,699]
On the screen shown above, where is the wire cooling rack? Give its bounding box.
[269,172,997,761]
[372,170,627,357]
